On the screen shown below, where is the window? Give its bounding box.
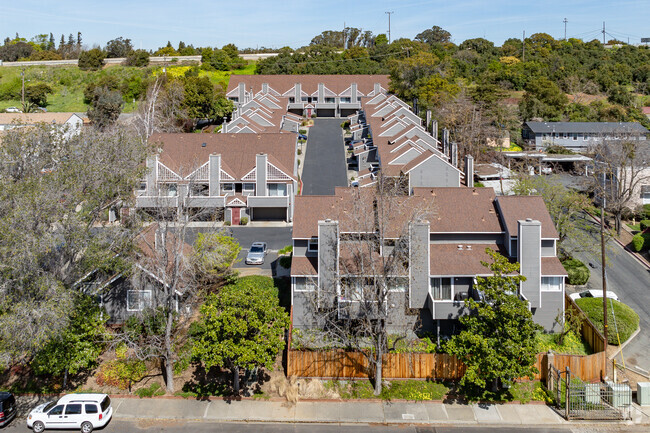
[268,183,287,196]
[85,404,98,414]
[243,183,255,191]
[48,405,64,416]
[388,277,408,292]
[294,277,316,292]
[541,277,562,291]
[221,183,234,193]
[583,134,588,141]
[161,183,177,197]
[325,97,335,103]
[572,133,578,141]
[229,97,238,102]
[431,278,452,300]
[301,97,309,102]
[137,182,147,196]
[100,397,111,413]
[340,97,351,103]
[308,239,318,252]
[289,97,295,103]
[127,290,152,311]
[642,189,650,205]
[190,183,209,196]
[65,404,82,415]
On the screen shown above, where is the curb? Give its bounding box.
[608,326,641,361]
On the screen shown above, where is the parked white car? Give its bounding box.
[27,394,112,433]
[569,289,619,302]
[4,107,21,113]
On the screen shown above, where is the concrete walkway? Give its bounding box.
[109,398,650,426]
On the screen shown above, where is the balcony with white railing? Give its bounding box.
[184,195,226,208]
[247,195,290,208]
[135,196,178,208]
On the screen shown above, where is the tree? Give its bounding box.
[181,75,233,120]
[87,87,124,130]
[193,232,241,286]
[299,181,433,395]
[0,41,33,61]
[105,37,133,58]
[0,125,148,363]
[512,174,595,257]
[191,276,290,394]
[590,139,650,235]
[131,77,187,143]
[446,249,542,399]
[31,294,107,389]
[375,34,388,46]
[519,77,568,121]
[24,83,53,110]
[414,26,451,45]
[78,48,106,70]
[125,49,150,67]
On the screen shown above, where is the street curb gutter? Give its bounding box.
[609,327,641,360]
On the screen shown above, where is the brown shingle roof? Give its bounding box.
[0,112,82,125]
[149,133,296,181]
[226,75,390,96]
[412,187,503,233]
[542,257,568,276]
[429,243,505,276]
[496,196,559,239]
[291,255,318,276]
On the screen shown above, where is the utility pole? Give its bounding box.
[563,18,568,41]
[600,171,609,350]
[522,31,525,62]
[385,11,394,44]
[20,67,26,112]
[602,21,606,44]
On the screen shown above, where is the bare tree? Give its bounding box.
[131,77,187,144]
[589,138,650,235]
[300,179,434,395]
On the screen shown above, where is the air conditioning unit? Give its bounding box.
[637,382,650,405]
[605,381,632,408]
[583,383,601,404]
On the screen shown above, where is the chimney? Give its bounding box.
[256,153,267,196]
[154,226,165,254]
[222,117,228,133]
[464,155,474,187]
[294,83,301,103]
[209,154,221,196]
[351,82,358,102]
[318,220,339,308]
[145,155,157,196]
[318,83,324,102]
[262,83,268,94]
[518,219,542,308]
[426,110,431,134]
[238,82,246,103]
[451,142,458,168]
[432,119,438,141]
[409,221,430,308]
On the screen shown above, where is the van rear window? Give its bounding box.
[100,396,111,412]
[85,404,98,414]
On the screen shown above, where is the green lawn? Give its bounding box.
[535,332,591,356]
[324,379,449,401]
[575,297,639,345]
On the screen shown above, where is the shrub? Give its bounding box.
[561,258,590,285]
[632,234,645,252]
[278,245,293,255]
[299,129,307,134]
[125,49,150,67]
[575,298,640,345]
[279,254,292,269]
[297,148,302,155]
[95,356,147,390]
[240,217,248,225]
[134,382,165,398]
[643,204,650,220]
[640,220,650,231]
[78,48,106,71]
[224,221,231,226]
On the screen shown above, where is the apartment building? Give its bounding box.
[523,121,648,152]
[290,186,566,336]
[226,75,390,118]
[135,133,298,223]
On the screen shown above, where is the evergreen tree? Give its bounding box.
[77,32,82,47]
[67,33,75,47]
[48,33,55,51]
[59,34,65,50]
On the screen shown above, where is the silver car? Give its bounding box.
[245,242,267,265]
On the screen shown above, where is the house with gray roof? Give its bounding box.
[523,121,648,152]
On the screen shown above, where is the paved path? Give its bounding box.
[301,119,348,196]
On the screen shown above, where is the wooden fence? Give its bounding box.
[564,294,607,354]
[287,350,465,379]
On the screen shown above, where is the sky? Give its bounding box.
[1,0,648,50]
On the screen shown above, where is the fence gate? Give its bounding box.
[547,365,630,420]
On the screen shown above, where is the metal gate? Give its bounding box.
[547,365,631,420]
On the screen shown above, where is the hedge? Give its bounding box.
[640,219,650,231]
[632,234,645,252]
[575,298,639,345]
[562,258,590,285]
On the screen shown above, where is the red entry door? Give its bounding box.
[232,207,241,225]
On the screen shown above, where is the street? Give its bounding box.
[0,419,585,432]
[570,221,650,371]
[301,118,349,196]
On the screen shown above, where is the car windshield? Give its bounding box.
[580,291,593,297]
[250,246,264,253]
[43,402,56,412]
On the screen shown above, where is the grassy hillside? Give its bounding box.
[0,62,256,113]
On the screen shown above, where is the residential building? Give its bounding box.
[75,224,193,324]
[226,75,390,118]
[135,133,298,223]
[523,121,648,152]
[0,112,84,137]
[290,186,566,337]
[222,93,302,134]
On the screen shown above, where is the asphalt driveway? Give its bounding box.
[301,118,348,195]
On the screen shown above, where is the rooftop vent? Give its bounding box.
[201,142,207,147]
[457,245,463,250]
[466,245,472,250]
[526,218,533,222]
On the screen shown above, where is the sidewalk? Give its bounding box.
[109,397,650,426]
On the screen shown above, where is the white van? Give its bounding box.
[27,393,112,433]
